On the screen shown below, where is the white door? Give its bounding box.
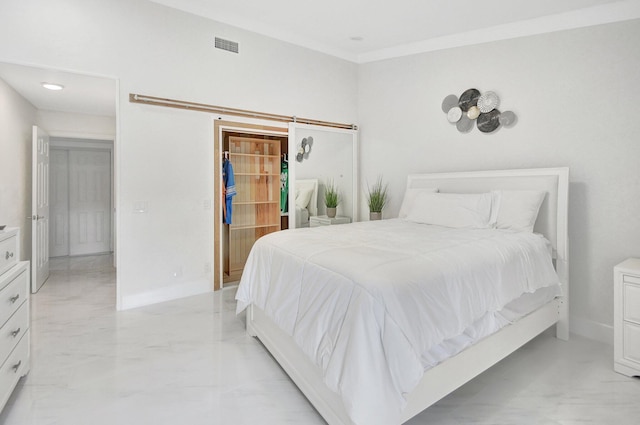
[69,150,111,255]
[31,125,50,293]
[287,123,359,228]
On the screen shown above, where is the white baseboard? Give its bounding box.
[119,287,614,345]
[570,315,613,345]
[118,278,211,310]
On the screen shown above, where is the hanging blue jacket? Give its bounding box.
[223,159,236,224]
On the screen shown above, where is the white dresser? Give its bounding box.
[0,228,30,411]
[614,258,640,377]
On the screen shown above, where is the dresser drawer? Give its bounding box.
[0,269,28,328]
[623,282,640,324]
[0,232,18,277]
[0,303,28,365]
[0,332,29,410]
[623,321,640,365]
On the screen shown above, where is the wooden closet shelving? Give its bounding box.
[224,136,281,282]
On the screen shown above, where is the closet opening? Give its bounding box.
[214,120,288,289]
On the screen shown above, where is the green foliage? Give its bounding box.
[324,179,339,208]
[367,176,388,213]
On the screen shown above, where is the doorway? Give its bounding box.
[214,120,288,290]
[0,61,118,301]
[49,138,114,258]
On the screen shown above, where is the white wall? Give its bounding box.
[6,0,627,340]
[358,19,640,343]
[0,0,358,309]
[0,77,36,259]
[37,110,116,139]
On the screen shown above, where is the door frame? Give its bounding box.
[213,120,288,290]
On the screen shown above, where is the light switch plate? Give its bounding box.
[133,201,148,213]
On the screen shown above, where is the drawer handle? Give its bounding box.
[9,294,19,304]
[11,361,21,373]
[10,328,20,338]
[5,251,13,260]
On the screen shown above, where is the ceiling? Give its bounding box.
[149,0,639,62]
[0,62,116,117]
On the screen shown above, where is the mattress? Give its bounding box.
[236,219,561,425]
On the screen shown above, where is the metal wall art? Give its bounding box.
[296,136,313,162]
[442,89,517,134]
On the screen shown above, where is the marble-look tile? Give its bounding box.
[1,254,638,425]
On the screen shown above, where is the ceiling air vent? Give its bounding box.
[215,37,239,54]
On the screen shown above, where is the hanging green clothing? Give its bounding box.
[280,160,288,213]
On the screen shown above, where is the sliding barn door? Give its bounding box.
[287,123,359,228]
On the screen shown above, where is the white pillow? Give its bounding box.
[295,186,313,209]
[406,192,494,229]
[493,190,546,232]
[398,187,439,218]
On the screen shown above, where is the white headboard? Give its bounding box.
[405,168,569,264]
[296,179,319,216]
[406,167,570,338]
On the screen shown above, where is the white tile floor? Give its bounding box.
[1,254,638,425]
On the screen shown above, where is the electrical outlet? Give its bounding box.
[204,262,211,273]
[172,267,183,278]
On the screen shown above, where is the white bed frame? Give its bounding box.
[246,167,569,425]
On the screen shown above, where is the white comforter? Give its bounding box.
[236,219,560,425]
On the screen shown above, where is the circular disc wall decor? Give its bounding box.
[477,109,501,133]
[467,106,480,120]
[456,115,474,133]
[303,136,313,159]
[296,136,314,162]
[442,89,516,134]
[447,106,462,123]
[441,94,459,113]
[477,91,500,113]
[498,111,517,127]
[458,88,480,112]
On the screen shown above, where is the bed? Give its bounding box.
[294,179,319,228]
[236,167,569,425]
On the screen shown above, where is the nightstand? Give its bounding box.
[309,215,351,227]
[614,258,640,377]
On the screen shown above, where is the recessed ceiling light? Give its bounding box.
[41,82,64,91]
[349,36,364,42]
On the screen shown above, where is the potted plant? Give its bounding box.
[324,179,339,218]
[367,176,388,221]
